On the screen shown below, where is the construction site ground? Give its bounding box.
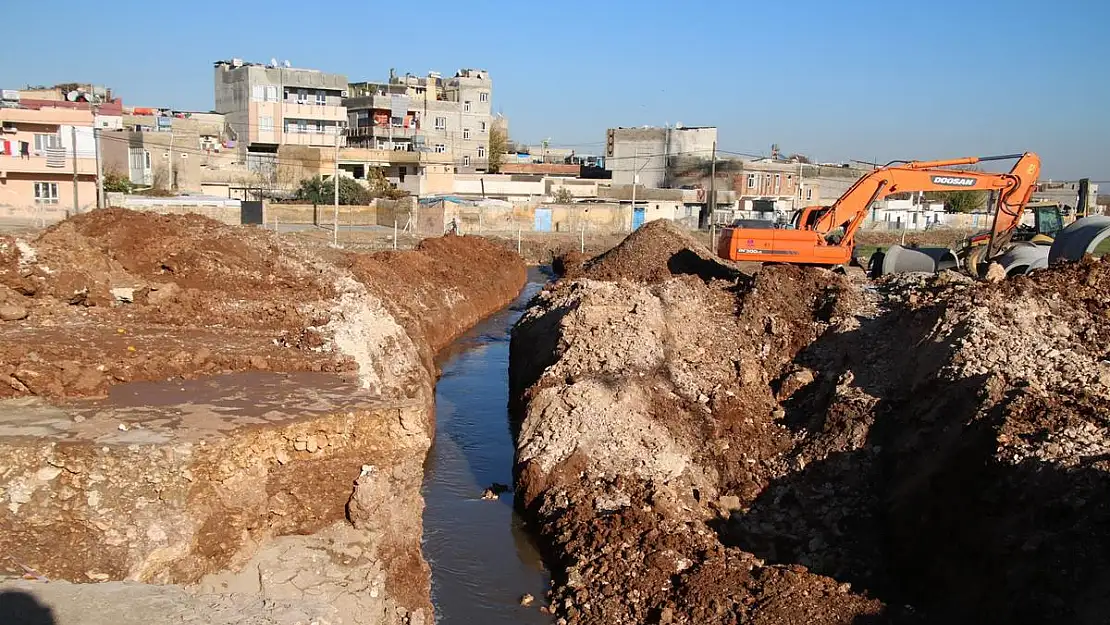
[0,209,526,625]
[510,219,1110,624]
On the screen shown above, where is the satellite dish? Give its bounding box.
[270,57,278,67]
[283,60,291,68]
[66,90,79,102]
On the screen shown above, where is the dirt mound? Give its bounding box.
[581,219,738,283]
[510,265,877,624]
[0,211,526,400]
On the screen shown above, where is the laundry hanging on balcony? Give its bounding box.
[45,146,66,167]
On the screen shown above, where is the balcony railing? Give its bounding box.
[0,154,96,175]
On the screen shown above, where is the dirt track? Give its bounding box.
[510,219,1110,623]
[0,209,526,625]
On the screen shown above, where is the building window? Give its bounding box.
[265,85,277,101]
[391,116,403,128]
[297,119,307,133]
[774,174,781,192]
[259,116,273,132]
[480,121,487,132]
[34,133,61,153]
[806,188,813,201]
[747,173,757,189]
[434,116,446,130]
[477,145,486,158]
[316,90,327,105]
[297,89,309,104]
[399,166,407,182]
[463,154,471,166]
[34,182,59,204]
[434,144,446,153]
[463,128,470,140]
[479,92,489,103]
[145,151,151,168]
[252,85,265,101]
[463,101,471,113]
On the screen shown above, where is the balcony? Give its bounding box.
[0,154,96,176]
[280,102,346,121]
[281,129,345,147]
[348,124,417,140]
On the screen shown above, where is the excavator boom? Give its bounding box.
[717,152,1041,266]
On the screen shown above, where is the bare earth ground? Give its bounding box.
[0,209,526,625]
[510,219,1110,624]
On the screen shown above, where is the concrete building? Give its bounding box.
[605,126,717,188]
[100,112,230,193]
[345,69,493,172]
[1034,179,1099,214]
[214,58,348,171]
[0,105,98,216]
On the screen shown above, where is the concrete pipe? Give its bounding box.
[872,245,960,277]
[995,242,1051,277]
[1049,215,1110,263]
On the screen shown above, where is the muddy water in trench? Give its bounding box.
[423,267,551,624]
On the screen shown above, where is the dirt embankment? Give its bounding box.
[510,218,1110,623]
[0,209,526,625]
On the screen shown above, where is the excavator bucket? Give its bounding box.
[869,245,959,278]
[1048,215,1110,263]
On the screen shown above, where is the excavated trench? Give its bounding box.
[421,267,551,624]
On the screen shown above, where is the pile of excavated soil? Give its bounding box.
[511,216,1110,623]
[579,219,739,283]
[510,221,879,623]
[0,210,524,400]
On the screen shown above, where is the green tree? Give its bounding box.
[487,126,508,173]
[552,187,574,204]
[102,170,134,194]
[295,175,373,205]
[928,190,987,213]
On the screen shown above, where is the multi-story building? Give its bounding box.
[0,104,98,215]
[344,69,493,172]
[605,125,717,188]
[100,111,230,193]
[214,58,347,173]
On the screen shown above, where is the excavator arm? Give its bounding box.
[815,153,1040,255]
[717,152,1041,266]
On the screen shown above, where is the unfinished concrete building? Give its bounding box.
[605,125,717,188]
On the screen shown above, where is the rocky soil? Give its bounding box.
[510,218,1110,624]
[0,209,526,625]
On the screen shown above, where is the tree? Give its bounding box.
[552,187,574,204]
[928,190,987,213]
[487,126,508,173]
[102,170,134,194]
[294,172,406,206]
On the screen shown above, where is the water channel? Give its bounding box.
[422,267,551,624]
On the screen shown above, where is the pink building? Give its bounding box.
[0,105,98,218]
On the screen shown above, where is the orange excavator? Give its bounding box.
[716,153,1042,270]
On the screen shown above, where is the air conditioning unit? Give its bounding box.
[341,90,348,98]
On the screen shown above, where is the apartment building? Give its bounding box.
[214,58,347,172]
[605,125,717,188]
[100,111,230,193]
[0,105,97,215]
[345,69,493,172]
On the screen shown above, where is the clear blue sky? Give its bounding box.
[2,0,1106,181]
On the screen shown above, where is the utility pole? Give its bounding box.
[71,126,79,214]
[704,141,716,229]
[94,126,104,209]
[333,128,340,246]
[630,152,637,232]
[168,131,175,192]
